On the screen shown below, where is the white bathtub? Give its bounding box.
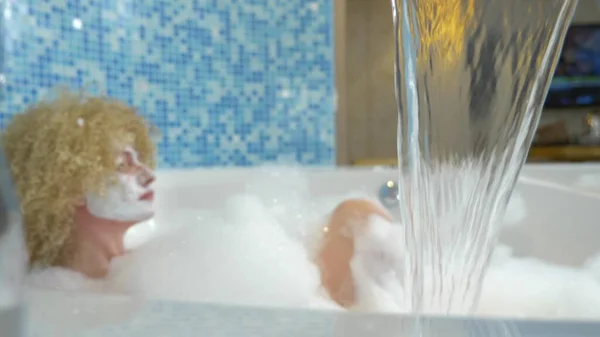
[25,164,600,337]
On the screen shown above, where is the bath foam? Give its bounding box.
[488,244,514,266]
[478,256,600,320]
[503,190,526,228]
[26,267,105,292]
[347,213,600,320]
[240,167,526,314]
[585,253,600,283]
[350,215,406,313]
[349,215,511,314]
[21,167,600,320]
[114,194,335,309]
[243,167,381,260]
[124,218,172,251]
[25,244,150,301]
[244,167,334,253]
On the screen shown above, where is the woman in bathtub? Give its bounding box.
[4,90,395,309]
[3,91,157,279]
[10,91,600,320]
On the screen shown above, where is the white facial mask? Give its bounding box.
[86,148,155,222]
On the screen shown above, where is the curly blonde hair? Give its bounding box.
[2,91,156,268]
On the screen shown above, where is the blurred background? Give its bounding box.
[340,0,600,166]
[0,0,335,168]
[1,0,600,168]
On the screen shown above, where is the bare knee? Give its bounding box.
[316,199,391,308]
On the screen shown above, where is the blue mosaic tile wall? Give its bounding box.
[1,0,335,167]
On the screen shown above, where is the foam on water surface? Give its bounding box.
[23,170,600,329]
[350,215,406,313]
[479,256,600,320]
[585,253,600,283]
[112,193,333,309]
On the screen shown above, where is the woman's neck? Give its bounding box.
[66,209,134,279]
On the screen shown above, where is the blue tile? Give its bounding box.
[2,0,335,167]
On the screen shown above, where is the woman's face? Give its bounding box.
[85,146,156,222]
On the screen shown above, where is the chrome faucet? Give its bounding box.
[379,180,400,209]
[0,148,27,337]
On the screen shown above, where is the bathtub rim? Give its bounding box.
[26,287,600,336]
[152,162,600,189]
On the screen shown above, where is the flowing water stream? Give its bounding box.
[390,0,578,320]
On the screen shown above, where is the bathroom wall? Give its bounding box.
[343,0,396,164]
[1,0,335,168]
[543,0,600,136]
[342,0,600,164]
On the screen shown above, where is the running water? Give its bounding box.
[390,0,578,316]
